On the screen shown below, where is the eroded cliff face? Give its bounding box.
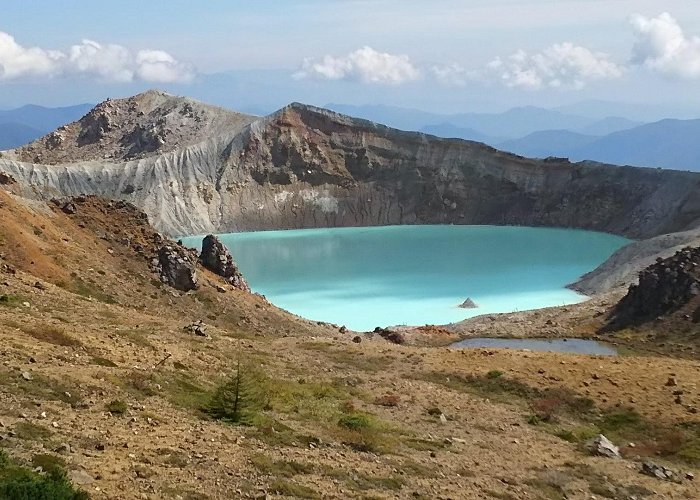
[1,98,700,244]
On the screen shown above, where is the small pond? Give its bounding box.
[451,337,617,356]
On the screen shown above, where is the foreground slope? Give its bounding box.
[0,191,698,498]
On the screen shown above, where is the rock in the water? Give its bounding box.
[641,461,678,481]
[157,244,198,291]
[588,434,621,458]
[458,298,478,309]
[199,235,250,292]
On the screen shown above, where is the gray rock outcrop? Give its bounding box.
[606,246,700,329]
[157,244,198,292]
[199,235,249,292]
[587,434,621,458]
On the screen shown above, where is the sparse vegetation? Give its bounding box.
[106,399,128,415]
[21,324,82,347]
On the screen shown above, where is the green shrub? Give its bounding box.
[337,413,374,430]
[106,399,128,415]
[0,450,88,500]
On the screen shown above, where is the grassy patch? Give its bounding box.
[268,480,319,499]
[12,422,52,441]
[65,275,117,304]
[0,294,26,308]
[250,453,314,477]
[91,356,118,367]
[0,369,81,406]
[0,450,87,499]
[106,399,128,415]
[21,324,82,348]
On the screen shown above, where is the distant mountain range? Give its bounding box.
[326,103,700,172]
[498,119,700,171]
[0,103,93,149]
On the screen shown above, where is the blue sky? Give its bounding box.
[1,0,700,116]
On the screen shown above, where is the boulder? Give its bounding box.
[374,327,406,345]
[157,244,198,291]
[587,434,621,458]
[199,235,250,292]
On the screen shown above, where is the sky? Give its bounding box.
[1,0,700,117]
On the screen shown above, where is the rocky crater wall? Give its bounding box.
[2,103,700,243]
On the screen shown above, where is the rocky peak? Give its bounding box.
[11,90,256,165]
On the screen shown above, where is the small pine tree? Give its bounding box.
[206,359,269,425]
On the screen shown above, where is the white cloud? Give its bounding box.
[68,40,134,82]
[0,32,64,79]
[295,46,420,85]
[135,50,195,83]
[485,43,623,90]
[630,12,700,80]
[0,32,195,83]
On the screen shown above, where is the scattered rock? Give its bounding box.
[199,235,250,292]
[61,202,77,215]
[339,326,348,334]
[352,335,362,343]
[641,461,678,482]
[588,434,621,459]
[458,298,478,309]
[21,371,33,381]
[55,443,72,454]
[666,377,678,387]
[184,320,207,337]
[374,327,405,345]
[685,472,694,481]
[0,172,16,185]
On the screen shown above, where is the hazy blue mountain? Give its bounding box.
[498,130,600,158]
[499,119,700,172]
[572,119,700,171]
[0,103,93,133]
[419,123,497,143]
[576,116,642,136]
[325,103,614,139]
[0,122,45,149]
[554,100,700,122]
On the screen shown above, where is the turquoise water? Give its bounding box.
[182,225,629,331]
[452,338,617,356]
